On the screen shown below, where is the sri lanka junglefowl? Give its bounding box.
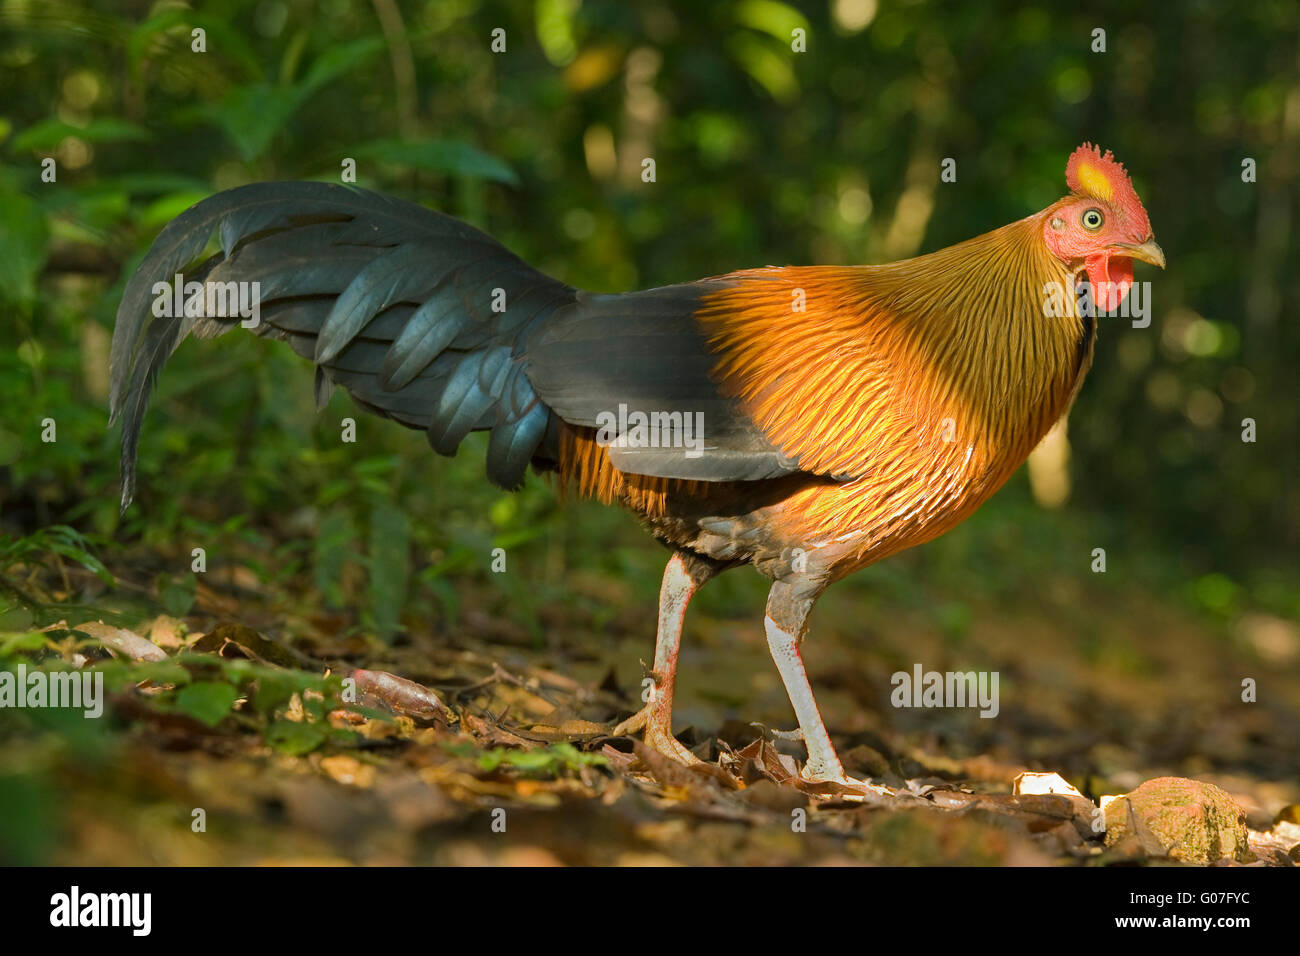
[110,143,1163,792]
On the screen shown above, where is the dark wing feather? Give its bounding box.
[523,284,803,481]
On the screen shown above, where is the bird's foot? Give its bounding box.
[798,763,894,800]
[756,724,892,798]
[610,704,648,737]
[611,703,700,766]
[645,724,702,766]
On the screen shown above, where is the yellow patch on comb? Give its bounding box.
[1074,161,1113,201]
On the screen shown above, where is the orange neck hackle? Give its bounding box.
[695,212,1090,559]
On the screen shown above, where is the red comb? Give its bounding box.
[1065,142,1149,231]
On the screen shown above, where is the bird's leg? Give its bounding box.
[764,579,890,795]
[612,551,717,765]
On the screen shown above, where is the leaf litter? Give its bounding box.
[1,556,1297,867]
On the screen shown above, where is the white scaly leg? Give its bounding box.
[764,580,891,797]
[764,614,850,782]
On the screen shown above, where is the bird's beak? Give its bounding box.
[1114,238,1166,269]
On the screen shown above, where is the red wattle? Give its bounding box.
[1083,253,1134,314]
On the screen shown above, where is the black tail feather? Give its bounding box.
[110,182,576,506]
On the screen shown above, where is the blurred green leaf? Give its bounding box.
[354,138,520,185]
[124,660,192,687]
[174,681,241,727]
[734,0,809,40]
[0,772,58,865]
[265,719,326,755]
[139,190,211,229]
[0,181,48,305]
[367,497,410,642]
[296,34,387,96]
[313,509,355,609]
[158,572,197,617]
[126,10,263,82]
[185,36,385,162]
[10,118,150,152]
[0,632,48,654]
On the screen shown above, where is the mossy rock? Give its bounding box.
[855,807,1047,866]
[1104,776,1252,864]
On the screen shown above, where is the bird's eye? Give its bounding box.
[1081,208,1104,231]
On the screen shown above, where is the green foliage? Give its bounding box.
[367,495,411,641]
[265,718,327,756]
[179,35,389,161]
[1,525,112,584]
[352,138,520,185]
[0,771,59,865]
[155,570,196,616]
[76,650,353,754]
[444,740,608,775]
[173,680,240,726]
[11,117,150,152]
[0,170,49,307]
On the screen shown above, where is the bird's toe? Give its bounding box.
[645,727,703,766]
[798,766,894,801]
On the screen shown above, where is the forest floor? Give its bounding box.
[3,539,1300,867]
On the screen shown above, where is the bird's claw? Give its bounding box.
[610,705,648,738]
[645,725,702,766]
[612,702,701,766]
[798,766,894,801]
[749,721,804,742]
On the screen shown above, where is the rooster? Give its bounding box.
[110,143,1163,791]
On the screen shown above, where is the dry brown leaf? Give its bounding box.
[73,621,166,662]
[352,668,453,724]
[1013,771,1084,797]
